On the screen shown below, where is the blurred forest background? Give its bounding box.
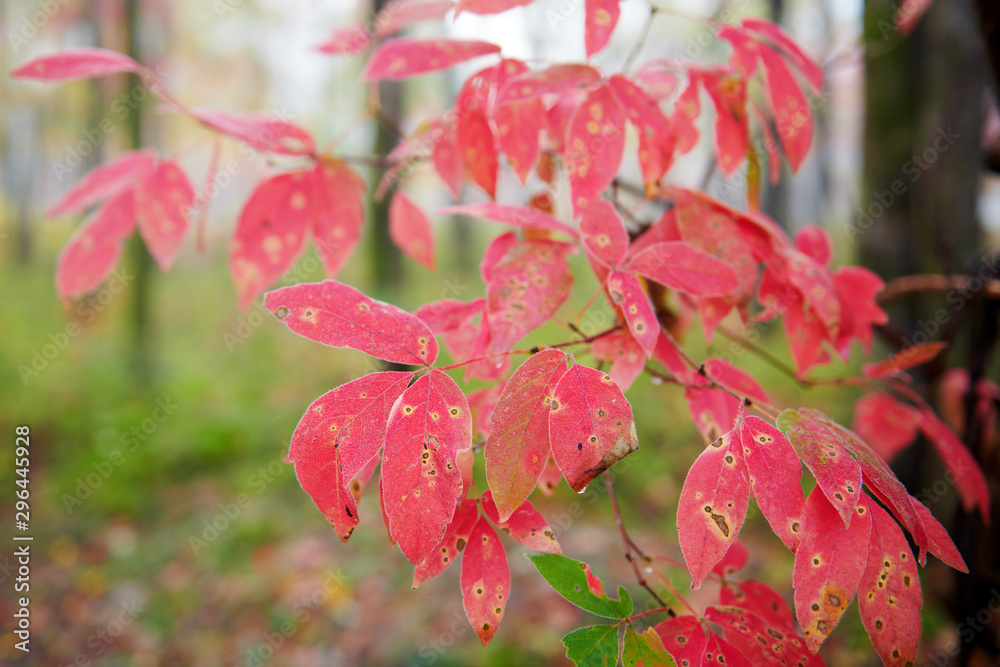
[2,0,999,665]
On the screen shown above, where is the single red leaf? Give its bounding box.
[550,362,639,492]
[706,632,752,667]
[382,370,472,563]
[580,198,629,268]
[289,372,412,541]
[626,241,740,296]
[188,108,315,155]
[316,24,372,55]
[759,44,812,172]
[712,539,749,577]
[720,580,795,629]
[591,330,645,392]
[777,409,862,528]
[349,453,380,502]
[608,74,670,134]
[633,61,680,101]
[374,0,456,38]
[414,298,486,334]
[607,270,659,358]
[742,19,823,92]
[413,498,479,587]
[703,359,771,406]
[858,498,922,667]
[456,0,534,13]
[495,97,546,182]
[584,0,621,57]
[439,202,579,239]
[781,249,841,335]
[739,416,805,552]
[896,0,933,34]
[851,393,921,462]
[793,487,872,652]
[863,341,948,379]
[455,75,499,198]
[47,148,156,218]
[496,64,602,106]
[537,456,563,495]
[918,410,991,521]
[55,188,136,300]
[431,121,465,199]
[698,69,749,176]
[229,172,313,309]
[908,497,968,572]
[461,516,511,646]
[832,265,888,359]
[705,605,813,667]
[311,159,367,279]
[485,349,570,521]
[677,428,751,589]
[135,160,194,271]
[684,387,743,445]
[718,26,761,75]
[485,239,575,353]
[794,225,832,267]
[480,491,561,553]
[363,38,501,81]
[565,85,626,214]
[11,48,141,81]
[654,615,708,667]
[266,280,439,366]
[389,191,436,271]
[672,78,702,155]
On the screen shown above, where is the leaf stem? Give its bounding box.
[604,473,669,608]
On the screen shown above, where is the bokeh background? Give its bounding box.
[2,0,999,665]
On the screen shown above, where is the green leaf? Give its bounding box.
[622,626,677,667]
[528,553,633,618]
[563,625,621,667]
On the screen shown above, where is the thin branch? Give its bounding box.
[623,6,659,73]
[877,274,1000,304]
[715,324,801,382]
[605,474,669,608]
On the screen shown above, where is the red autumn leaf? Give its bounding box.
[55,189,136,300]
[431,121,465,199]
[672,78,702,155]
[461,516,511,646]
[720,579,795,629]
[705,605,814,667]
[311,159,367,279]
[832,266,888,359]
[265,280,439,366]
[712,539,749,577]
[316,24,372,55]
[704,359,771,406]
[633,61,680,100]
[414,298,486,334]
[684,386,743,444]
[580,198,630,268]
[11,48,142,81]
[698,69,749,176]
[851,393,921,462]
[350,454,380,501]
[289,372,412,541]
[591,330,645,392]
[485,349,570,521]
[549,362,638,492]
[781,250,841,335]
[742,19,823,92]
[793,487,872,652]
[47,148,157,218]
[908,497,968,572]
[858,498,922,667]
[608,74,670,134]
[677,428,751,589]
[413,497,479,588]
[565,85,626,214]
[584,0,621,56]
[739,416,805,552]
[718,26,761,75]
[439,202,579,239]
[382,370,472,563]
[485,239,575,353]
[456,0,534,13]
[468,383,503,441]
[135,160,194,271]
[794,225,832,267]
[863,341,948,379]
[495,96,546,182]
[455,66,501,198]
[896,0,933,34]
[537,456,563,495]
[229,172,313,309]
[480,491,561,553]
[607,270,659,357]
[918,411,991,521]
[626,241,740,296]
[363,38,501,81]
[374,0,456,38]
[496,64,602,106]
[389,191,437,271]
[654,615,708,667]
[777,409,862,528]
[759,44,813,172]
[706,632,752,667]
[188,108,315,156]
